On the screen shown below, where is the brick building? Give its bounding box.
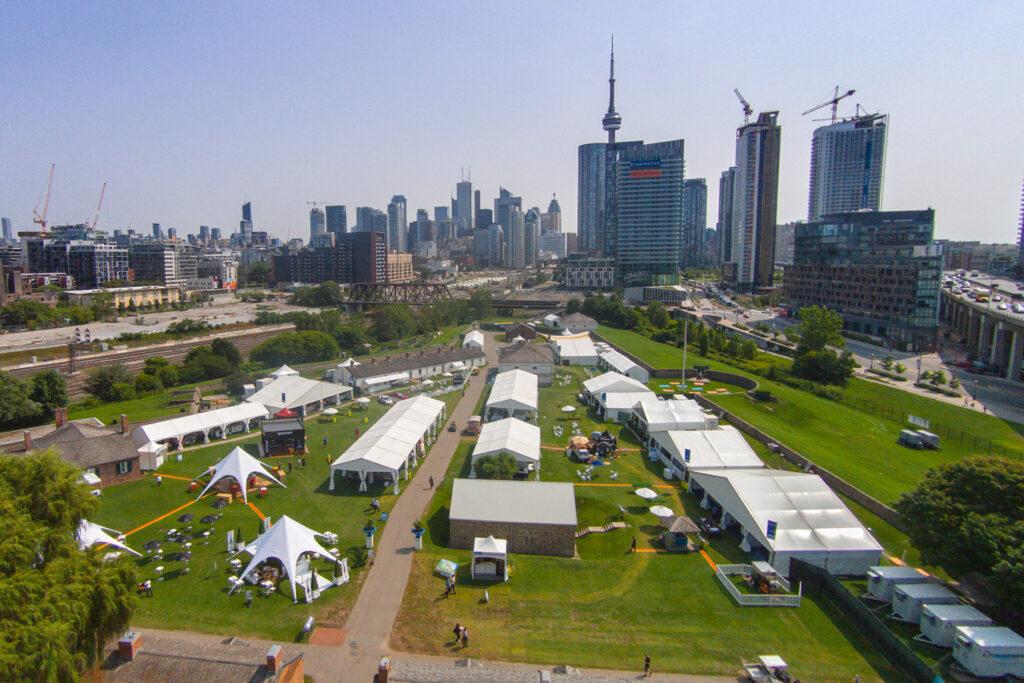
[448,479,577,557]
[270,231,385,286]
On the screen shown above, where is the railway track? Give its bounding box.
[3,324,295,396]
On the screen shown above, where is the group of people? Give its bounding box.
[442,575,457,598]
[451,622,470,647]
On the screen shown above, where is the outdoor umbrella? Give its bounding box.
[649,505,675,518]
[561,405,577,413]
[212,498,228,509]
[178,513,194,523]
[356,397,370,404]
[634,488,657,500]
[200,515,218,524]
[323,407,338,416]
[143,540,161,551]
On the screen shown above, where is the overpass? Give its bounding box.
[941,289,1024,382]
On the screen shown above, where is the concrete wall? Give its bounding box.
[449,519,575,557]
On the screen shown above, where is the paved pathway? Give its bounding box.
[340,332,499,680]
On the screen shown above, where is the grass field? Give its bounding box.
[391,372,904,681]
[596,325,1023,506]
[91,392,460,641]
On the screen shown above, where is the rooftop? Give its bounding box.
[32,421,140,469]
[348,346,485,379]
[561,312,596,324]
[499,341,555,364]
[449,479,577,526]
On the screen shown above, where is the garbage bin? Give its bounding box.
[378,655,391,683]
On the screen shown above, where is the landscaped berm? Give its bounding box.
[91,392,459,641]
[392,365,903,681]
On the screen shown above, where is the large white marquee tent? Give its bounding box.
[195,446,286,504]
[582,371,650,400]
[132,403,269,450]
[549,333,599,365]
[630,397,717,438]
[471,417,541,478]
[689,469,882,577]
[597,349,650,383]
[246,372,352,416]
[329,395,446,494]
[484,369,538,422]
[649,426,765,479]
[233,515,340,603]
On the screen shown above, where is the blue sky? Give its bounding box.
[1,1,1021,242]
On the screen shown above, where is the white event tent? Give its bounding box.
[549,333,599,365]
[234,515,339,603]
[629,397,717,439]
[582,371,650,400]
[597,349,650,383]
[689,469,882,577]
[329,395,446,494]
[196,446,286,504]
[463,330,485,349]
[649,426,765,479]
[77,519,141,557]
[484,369,538,422]
[132,402,269,450]
[471,417,541,478]
[246,372,352,416]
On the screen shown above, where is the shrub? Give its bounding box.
[156,365,179,388]
[109,382,136,402]
[133,373,162,395]
[250,331,339,367]
[473,453,518,480]
[84,364,133,402]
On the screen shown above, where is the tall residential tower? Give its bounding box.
[729,112,781,291]
[808,114,887,221]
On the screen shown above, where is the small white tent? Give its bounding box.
[196,446,286,504]
[270,365,300,378]
[472,417,541,478]
[234,516,336,603]
[77,520,142,557]
[471,535,509,581]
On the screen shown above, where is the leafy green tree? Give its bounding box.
[646,301,669,329]
[250,331,339,367]
[894,362,907,376]
[371,305,417,342]
[239,261,270,287]
[929,370,946,387]
[0,371,41,429]
[1,299,55,327]
[565,298,581,314]
[473,453,519,480]
[790,306,856,385]
[881,356,894,372]
[30,370,68,416]
[83,364,133,402]
[155,364,179,388]
[142,357,170,374]
[210,339,242,366]
[897,457,1024,614]
[467,288,494,320]
[698,334,710,357]
[109,382,136,402]
[0,450,138,679]
[133,373,162,395]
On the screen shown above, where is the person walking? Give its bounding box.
[287,462,292,474]
[630,536,637,553]
[461,626,469,647]
[429,475,435,489]
[452,623,462,643]
[643,653,651,677]
[449,576,457,595]
[322,436,328,447]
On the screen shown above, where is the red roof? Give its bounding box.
[274,407,297,418]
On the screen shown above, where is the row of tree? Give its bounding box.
[0,370,69,430]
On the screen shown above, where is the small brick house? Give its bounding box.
[448,479,577,557]
[26,410,142,486]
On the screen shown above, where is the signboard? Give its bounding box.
[629,158,662,179]
[766,520,777,540]
[908,415,930,429]
[683,448,691,463]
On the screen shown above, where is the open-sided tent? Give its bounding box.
[196,446,286,504]
[471,535,509,581]
[549,333,599,366]
[649,426,765,479]
[484,369,538,422]
[77,519,141,557]
[472,417,541,478]
[689,469,882,578]
[132,402,269,450]
[234,516,335,603]
[270,365,300,378]
[329,395,446,493]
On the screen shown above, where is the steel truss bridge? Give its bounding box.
[345,283,453,305]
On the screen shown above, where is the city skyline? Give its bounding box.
[2,2,1022,243]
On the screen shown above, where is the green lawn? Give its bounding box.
[92,392,460,641]
[391,373,905,681]
[68,379,226,425]
[596,325,1023,506]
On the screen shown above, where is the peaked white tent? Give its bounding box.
[77,519,141,557]
[649,426,765,479]
[549,333,599,365]
[582,371,650,400]
[330,395,446,493]
[485,369,538,421]
[597,349,650,383]
[196,446,286,504]
[234,516,335,603]
[472,417,541,478]
[270,365,299,378]
[463,329,485,349]
[471,535,509,581]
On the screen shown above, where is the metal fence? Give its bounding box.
[715,565,801,607]
[843,396,1023,461]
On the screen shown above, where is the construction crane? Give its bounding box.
[87,182,106,229]
[802,86,856,124]
[33,163,55,231]
[733,88,753,125]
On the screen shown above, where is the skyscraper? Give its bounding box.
[1,217,12,242]
[541,195,562,233]
[210,227,222,242]
[613,139,686,285]
[152,223,162,239]
[524,208,540,268]
[242,202,252,223]
[387,196,407,252]
[434,206,449,223]
[456,179,474,235]
[326,205,348,236]
[729,112,781,291]
[717,167,736,265]
[494,187,522,238]
[505,207,526,269]
[473,189,481,229]
[309,207,326,241]
[808,114,887,221]
[681,178,707,268]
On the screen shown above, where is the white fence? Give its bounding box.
[715,564,802,607]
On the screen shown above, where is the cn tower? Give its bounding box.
[602,36,622,145]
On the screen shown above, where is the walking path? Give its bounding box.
[339,332,499,680]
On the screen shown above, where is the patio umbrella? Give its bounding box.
[649,505,675,517]
[561,405,576,413]
[355,397,370,405]
[212,499,228,509]
[634,488,657,500]
[178,513,194,523]
[143,540,161,551]
[200,515,218,524]
[323,407,338,416]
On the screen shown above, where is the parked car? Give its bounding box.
[377,395,395,405]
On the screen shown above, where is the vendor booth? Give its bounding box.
[471,536,509,581]
[195,446,286,504]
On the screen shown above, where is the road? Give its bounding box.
[0,299,310,352]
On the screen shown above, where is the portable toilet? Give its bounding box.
[865,565,934,602]
[952,626,1024,678]
[918,603,993,648]
[891,582,959,623]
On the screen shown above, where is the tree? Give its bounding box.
[897,457,1024,614]
[239,261,270,287]
[881,356,894,372]
[467,289,494,320]
[30,370,68,416]
[109,382,136,402]
[155,365,179,388]
[0,371,41,429]
[133,373,162,394]
[210,339,242,367]
[84,364,133,402]
[928,370,946,387]
[646,301,669,329]
[0,299,55,327]
[894,362,907,376]
[790,306,856,385]
[142,357,170,374]
[0,450,138,679]
[370,305,417,342]
[250,331,339,367]
[473,453,518,480]
[565,298,582,315]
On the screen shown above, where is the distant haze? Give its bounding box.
[1,2,1021,242]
